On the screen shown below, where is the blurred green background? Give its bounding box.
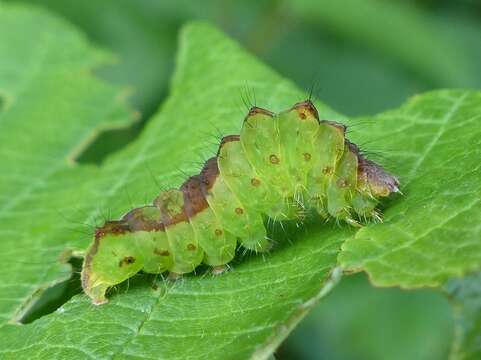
[7,0,481,358]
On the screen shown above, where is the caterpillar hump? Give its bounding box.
[81,100,400,304]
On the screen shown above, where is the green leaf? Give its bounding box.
[0,6,346,358]
[6,0,179,114]
[339,90,481,288]
[0,3,134,323]
[447,272,481,360]
[1,4,480,359]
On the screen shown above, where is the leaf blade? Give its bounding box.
[339,90,481,288]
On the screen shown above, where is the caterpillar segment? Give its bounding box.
[81,100,400,304]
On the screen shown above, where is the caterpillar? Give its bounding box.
[81,100,400,305]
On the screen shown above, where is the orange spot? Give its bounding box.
[235,207,244,215]
[322,166,333,175]
[250,178,261,186]
[299,112,306,119]
[187,243,197,251]
[303,153,311,161]
[269,154,280,164]
[154,248,170,256]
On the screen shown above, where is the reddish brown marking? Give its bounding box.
[94,221,130,239]
[269,154,280,164]
[154,248,170,256]
[200,157,220,191]
[187,243,197,251]
[303,153,311,161]
[290,100,319,122]
[251,178,261,186]
[156,157,221,229]
[235,207,244,215]
[181,175,209,218]
[215,229,223,236]
[119,256,136,267]
[122,207,164,232]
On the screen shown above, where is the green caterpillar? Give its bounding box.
[81,100,400,305]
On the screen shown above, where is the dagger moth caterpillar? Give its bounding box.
[81,100,400,305]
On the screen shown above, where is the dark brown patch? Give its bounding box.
[94,221,130,239]
[157,157,221,229]
[290,100,319,122]
[181,175,209,218]
[303,153,311,161]
[250,178,261,187]
[235,207,244,215]
[215,229,223,236]
[154,248,170,256]
[95,220,130,237]
[269,154,280,164]
[119,256,136,267]
[200,157,220,191]
[122,207,164,232]
[187,243,197,251]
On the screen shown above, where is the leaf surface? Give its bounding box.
[1,4,480,359]
[339,91,481,288]
[0,3,133,323]
[0,6,346,359]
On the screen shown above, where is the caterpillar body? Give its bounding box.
[81,100,400,305]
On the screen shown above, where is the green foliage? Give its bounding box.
[287,0,472,86]
[0,3,133,324]
[283,273,453,360]
[339,90,481,287]
[447,272,481,360]
[0,3,480,360]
